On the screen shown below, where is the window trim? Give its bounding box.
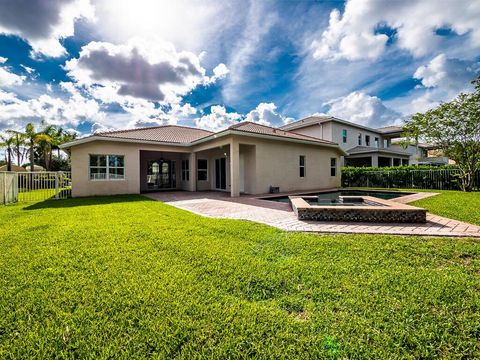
[181,159,190,182]
[299,155,306,178]
[89,154,125,181]
[197,159,208,181]
[330,157,337,177]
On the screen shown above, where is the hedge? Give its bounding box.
[341,165,480,191]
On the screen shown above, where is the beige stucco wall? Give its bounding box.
[70,135,342,197]
[237,136,341,194]
[291,123,333,142]
[70,140,189,197]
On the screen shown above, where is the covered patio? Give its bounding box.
[139,138,256,197]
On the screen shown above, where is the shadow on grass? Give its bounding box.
[23,194,155,210]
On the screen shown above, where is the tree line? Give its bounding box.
[0,123,76,172]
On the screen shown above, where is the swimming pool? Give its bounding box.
[262,189,413,203]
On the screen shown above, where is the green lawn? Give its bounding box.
[0,196,479,358]
[349,188,480,226]
[409,190,480,226]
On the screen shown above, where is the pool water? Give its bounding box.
[263,190,412,203]
[304,196,385,207]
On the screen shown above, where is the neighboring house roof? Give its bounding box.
[0,164,26,172]
[346,146,411,157]
[95,125,213,144]
[226,122,337,145]
[391,138,437,149]
[375,125,403,134]
[281,115,404,137]
[418,157,449,165]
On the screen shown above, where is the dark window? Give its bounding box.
[299,155,306,177]
[375,137,379,147]
[342,129,347,143]
[197,159,208,181]
[181,159,189,181]
[365,135,370,146]
[358,133,362,145]
[330,158,337,177]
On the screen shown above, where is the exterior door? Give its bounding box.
[215,158,226,190]
[147,160,176,190]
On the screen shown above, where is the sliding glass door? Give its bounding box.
[147,160,176,190]
[215,158,226,190]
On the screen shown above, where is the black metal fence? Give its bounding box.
[342,168,480,190]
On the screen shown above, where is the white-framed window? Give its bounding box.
[197,159,208,181]
[365,135,370,146]
[89,154,125,181]
[375,137,379,148]
[330,158,337,177]
[342,129,347,143]
[358,133,362,145]
[299,155,306,178]
[383,139,389,148]
[181,159,189,181]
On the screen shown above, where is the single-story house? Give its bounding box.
[60,122,346,197]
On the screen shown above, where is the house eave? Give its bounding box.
[346,149,411,157]
[190,129,348,155]
[59,135,191,149]
[60,129,348,156]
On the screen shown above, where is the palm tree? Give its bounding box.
[0,135,14,171]
[23,123,52,172]
[6,130,27,166]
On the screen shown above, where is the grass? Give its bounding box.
[17,187,71,202]
[409,190,480,226]
[0,195,479,358]
[353,187,480,226]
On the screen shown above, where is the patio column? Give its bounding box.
[230,138,240,197]
[189,152,196,192]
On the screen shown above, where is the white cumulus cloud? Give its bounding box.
[0,58,26,86]
[245,102,292,126]
[0,0,95,57]
[65,38,226,104]
[414,54,480,91]
[311,0,480,62]
[325,91,402,127]
[195,105,242,131]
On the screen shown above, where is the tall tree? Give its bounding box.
[23,123,52,172]
[404,76,480,191]
[6,130,27,166]
[0,135,14,171]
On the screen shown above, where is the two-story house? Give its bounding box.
[281,116,443,167]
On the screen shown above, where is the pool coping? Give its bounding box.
[256,188,416,201]
[290,195,427,223]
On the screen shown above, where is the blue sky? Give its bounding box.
[0,0,479,137]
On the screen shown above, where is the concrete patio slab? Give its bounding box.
[144,191,480,238]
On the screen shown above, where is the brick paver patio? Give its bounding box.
[145,191,480,238]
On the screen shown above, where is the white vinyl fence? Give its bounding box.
[0,171,72,204]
